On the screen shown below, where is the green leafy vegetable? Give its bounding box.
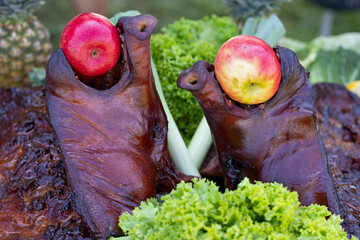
[307,33,360,56]
[115,178,352,240]
[28,67,46,86]
[306,48,360,85]
[109,10,141,25]
[283,33,360,69]
[151,15,238,145]
[283,34,360,85]
[241,13,286,47]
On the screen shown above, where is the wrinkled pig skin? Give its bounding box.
[177,46,341,215]
[46,15,187,239]
[313,83,360,238]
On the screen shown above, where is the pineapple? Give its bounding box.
[224,0,290,23]
[0,0,52,87]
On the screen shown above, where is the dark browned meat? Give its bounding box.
[313,83,360,238]
[177,46,340,215]
[0,87,93,240]
[45,15,186,239]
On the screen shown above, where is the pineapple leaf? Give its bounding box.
[0,0,44,17]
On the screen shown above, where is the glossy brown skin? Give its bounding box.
[0,87,93,240]
[313,83,360,238]
[46,15,185,239]
[177,46,340,215]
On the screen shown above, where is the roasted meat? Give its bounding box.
[45,15,186,239]
[177,46,340,215]
[1,13,359,239]
[197,82,360,238]
[0,14,187,239]
[313,83,360,238]
[0,87,93,240]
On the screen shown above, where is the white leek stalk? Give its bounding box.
[188,116,212,169]
[152,58,200,177]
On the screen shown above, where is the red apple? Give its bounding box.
[60,13,121,77]
[214,35,281,105]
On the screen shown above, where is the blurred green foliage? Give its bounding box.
[278,0,360,41]
[35,0,230,49]
[34,0,360,51]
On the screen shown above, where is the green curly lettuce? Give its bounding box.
[115,178,353,240]
[150,15,238,145]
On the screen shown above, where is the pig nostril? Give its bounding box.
[189,77,198,85]
[137,22,146,32]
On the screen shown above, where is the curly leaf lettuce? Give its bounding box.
[151,15,238,144]
[115,178,352,240]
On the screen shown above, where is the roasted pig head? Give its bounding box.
[45,15,186,239]
[177,46,340,215]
